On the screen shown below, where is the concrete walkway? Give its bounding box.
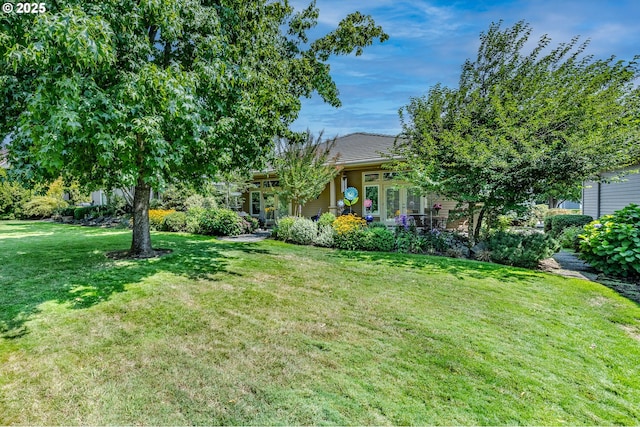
[542,250,599,281]
[218,230,271,243]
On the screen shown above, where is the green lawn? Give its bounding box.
[1,221,639,425]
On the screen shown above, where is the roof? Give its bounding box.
[326,132,399,166]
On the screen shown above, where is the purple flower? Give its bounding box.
[395,214,410,230]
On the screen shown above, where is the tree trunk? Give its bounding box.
[467,203,475,247]
[474,206,486,244]
[130,177,153,256]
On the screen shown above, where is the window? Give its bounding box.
[364,173,379,182]
[263,193,275,220]
[364,185,380,215]
[277,194,289,219]
[406,188,422,215]
[250,192,261,215]
[383,172,398,181]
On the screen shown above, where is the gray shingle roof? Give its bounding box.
[326,132,398,166]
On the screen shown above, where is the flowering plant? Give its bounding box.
[364,199,373,208]
[395,214,413,230]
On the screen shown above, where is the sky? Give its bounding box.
[288,0,640,138]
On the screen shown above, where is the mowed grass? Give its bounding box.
[1,221,639,425]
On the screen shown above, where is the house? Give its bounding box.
[242,132,464,228]
[582,164,640,218]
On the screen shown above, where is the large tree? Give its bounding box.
[391,21,639,243]
[0,0,387,256]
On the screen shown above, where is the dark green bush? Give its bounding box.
[333,228,366,251]
[57,207,76,217]
[421,230,449,254]
[579,204,640,278]
[361,227,395,252]
[368,222,388,229]
[548,214,593,236]
[162,211,188,232]
[395,230,425,254]
[484,231,559,269]
[198,208,244,236]
[74,206,101,220]
[558,226,584,251]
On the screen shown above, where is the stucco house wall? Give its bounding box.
[244,133,470,229]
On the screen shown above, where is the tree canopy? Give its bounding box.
[273,130,341,216]
[0,0,387,255]
[390,21,639,242]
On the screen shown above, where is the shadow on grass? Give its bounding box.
[327,249,540,284]
[597,278,640,306]
[0,223,271,339]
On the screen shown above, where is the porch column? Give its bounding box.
[329,177,337,215]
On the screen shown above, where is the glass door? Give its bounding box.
[383,186,423,225]
[384,187,400,224]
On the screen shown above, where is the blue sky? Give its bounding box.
[289,0,640,137]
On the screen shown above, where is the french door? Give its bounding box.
[383,186,423,224]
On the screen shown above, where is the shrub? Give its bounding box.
[333,214,367,250]
[496,214,514,231]
[421,229,448,254]
[317,212,336,227]
[242,216,259,233]
[198,208,244,236]
[314,225,335,247]
[149,209,176,230]
[333,214,367,235]
[548,214,593,236]
[0,170,31,216]
[289,217,318,245]
[558,226,584,251]
[185,207,206,234]
[57,207,76,217]
[579,204,640,278]
[483,231,559,269]
[73,205,102,220]
[162,211,188,232]
[368,222,388,229]
[22,196,68,218]
[184,194,218,211]
[274,216,296,242]
[361,227,395,252]
[395,230,425,254]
